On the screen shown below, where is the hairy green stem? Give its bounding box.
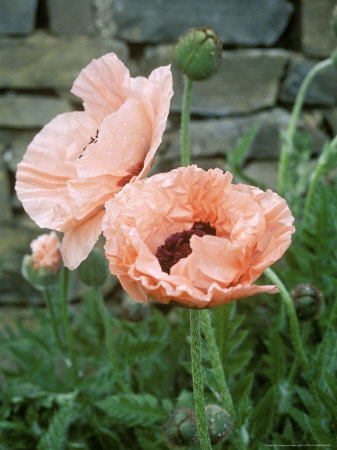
[277,58,332,197]
[61,266,79,384]
[180,74,211,447]
[180,76,193,166]
[95,290,130,393]
[44,289,64,353]
[190,309,212,450]
[304,142,335,223]
[200,309,234,416]
[264,268,309,371]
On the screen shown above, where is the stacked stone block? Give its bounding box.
[0,0,336,303]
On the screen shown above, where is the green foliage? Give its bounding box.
[2,60,337,450]
[38,394,75,450]
[96,393,172,427]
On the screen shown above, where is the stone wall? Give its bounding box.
[1,0,337,303]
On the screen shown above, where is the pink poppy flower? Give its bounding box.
[15,53,173,269]
[103,166,295,308]
[31,231,61,273]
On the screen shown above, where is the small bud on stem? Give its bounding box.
[206,404,233,445]
[291,283,323,321]
[164,407,199,448]
[173,27,222,81]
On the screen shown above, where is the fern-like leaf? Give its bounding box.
[38,394,75,450]
[96,393,171,427]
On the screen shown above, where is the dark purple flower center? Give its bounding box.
[155,222,216,274]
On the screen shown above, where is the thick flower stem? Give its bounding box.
[43,289,64,353]
[200,309,234,416]
[277,58,332,197]
[264,268,309,371]
[95,289,130,393]
[181,76,193,166]
[181,75,211,448]
[61,266,79,385]
[190,309,212,450]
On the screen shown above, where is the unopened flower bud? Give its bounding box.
[22,255,59,290]
[164,407,199,448]
[77,248,108,287]
[291,283,323,321]
[206,404,233,445]
[22,232,61,290]
[173,27,221,80]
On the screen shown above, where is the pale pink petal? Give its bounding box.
[75,98,152,179]
[15,111,98,230]
[135,66,173,179]
[61,210,105,270]
[67,175,122,220]
[31,231,61,272]
[71,53,130,121]
[171,234,249,290]
[233,186,295,282]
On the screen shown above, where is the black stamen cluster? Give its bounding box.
[156,222,216,274]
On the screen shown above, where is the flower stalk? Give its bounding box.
[181,75,211,448]
[181,76,193,166]
[43,289,64,354]
[190,309,212,450]
[61,266,79,384]
[277,58,332,197]
[264,268,309,371]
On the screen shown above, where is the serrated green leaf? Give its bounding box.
[96,393,169,427]
[39,394,75,450]
[323,370,337,402]
[250,387,276,442]
[113,334,168,363]
[262,332,287,383]
[227,351,252,377]
[232,373,254,425]
[228,330,249,353]
[306,416,335,445]
[288,406,309,433]
[0,420,28,432]
[295,386,316,411]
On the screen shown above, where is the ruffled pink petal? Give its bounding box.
[15,111,98,230]
[171,234,249,290]
[234,186,295,283]
[61,210,105,270]
[135,66,173,179]
[71,53,130,122]
[74,98,152,179]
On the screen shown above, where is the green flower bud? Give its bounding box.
[206,404,233,445]
[291,283,323,321]
[164,407,199,448]
[22,255,59,290]
[173,27,221,80]
[77,248,109,287]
